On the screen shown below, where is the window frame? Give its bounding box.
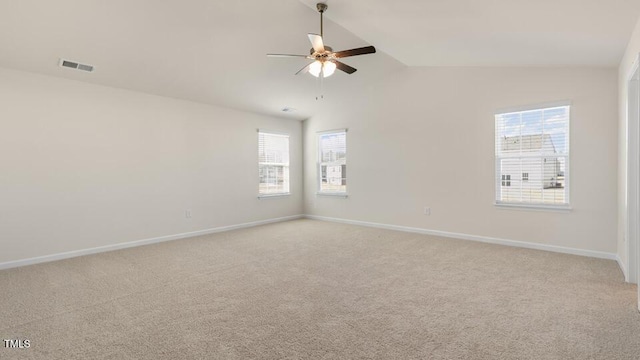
[494,102,571,211]
[317,129,348,197]
[257,129,291,199]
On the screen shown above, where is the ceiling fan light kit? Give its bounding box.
[267,2,376,78]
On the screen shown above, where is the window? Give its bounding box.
[501,175,511,187]
[495,104,570,208]
[318,129,347,194]
[258,131,290,196]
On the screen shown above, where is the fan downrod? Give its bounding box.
[316,3,327,37]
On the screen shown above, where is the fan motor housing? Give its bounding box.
[310,46,333,56]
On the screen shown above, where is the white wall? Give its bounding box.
[304,67,618,254]
[0,63,621,265]
[618,16,640,277]
[0,68,302,264]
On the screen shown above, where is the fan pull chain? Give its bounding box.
[315,73,321,100]
[316,73,324,101]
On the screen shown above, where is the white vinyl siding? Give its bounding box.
[318,129,347,195]
[495,104,570,208]
[258,131,290,196]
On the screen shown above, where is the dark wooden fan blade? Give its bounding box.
[334,46,376,58]
[333,60,357,74]
[308,33,325,53]
[267,54,310,58]
[295,62,314,75]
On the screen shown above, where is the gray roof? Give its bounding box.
[501,134,556,153]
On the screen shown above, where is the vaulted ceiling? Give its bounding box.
[0,0,639,120]
[299,0,640,67]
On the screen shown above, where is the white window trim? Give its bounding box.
[316,192,348,198]
[257,129,290,197]
[494,102,571,211]
[317,128,349,135]
[257,128,289,136]
[495,100,572,115]
[258,193,291,199]
[317,128,348,196]
[494,202,572,212]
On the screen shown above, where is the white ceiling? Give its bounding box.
[0,0,638,120]
[301,0,640,67]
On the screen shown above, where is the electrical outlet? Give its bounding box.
[185,210,192,219]
[424,207,431,216]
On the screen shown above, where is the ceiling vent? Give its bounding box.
[59,59,95,73]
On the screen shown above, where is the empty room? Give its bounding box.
[2,0,640,359]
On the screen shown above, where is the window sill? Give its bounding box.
[316,192,348,198]
[494,202,572,212]
[258,193,291,199]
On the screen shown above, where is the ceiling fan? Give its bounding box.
[267,2,376,78]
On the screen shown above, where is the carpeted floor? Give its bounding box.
[1,219,639,359]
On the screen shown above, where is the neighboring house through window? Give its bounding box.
[318,129,347,195]
[502,175,511,187]
[495,104,570,208]
[258,130,290,196]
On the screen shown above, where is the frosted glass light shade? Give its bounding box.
[323,61,336,77]
[309,61,322,77]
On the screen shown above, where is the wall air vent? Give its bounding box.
[59,59,95,73]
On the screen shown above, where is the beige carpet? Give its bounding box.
[1,219,639,359]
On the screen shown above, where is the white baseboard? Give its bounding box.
[617,255,629,282]
[305,215,618,261]
[1,214,619,271]
[0,215,304,271]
